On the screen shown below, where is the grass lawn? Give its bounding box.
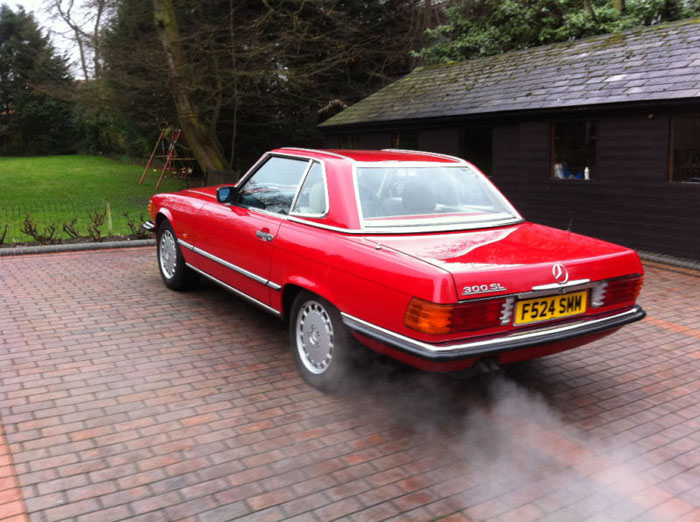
[0,155,186,243]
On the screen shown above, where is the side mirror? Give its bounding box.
[216,186,238,204]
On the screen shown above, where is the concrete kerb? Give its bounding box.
[637,250,700,272]
[1,241,698,273]
[0,238,155,257]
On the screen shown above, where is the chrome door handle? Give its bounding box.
[256,230,274,242]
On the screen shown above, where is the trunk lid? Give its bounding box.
[372,222,643,302]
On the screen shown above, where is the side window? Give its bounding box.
[551,120,597,180]
[291,162,327,215]
[237,157,309,215]
[670,114,700,183]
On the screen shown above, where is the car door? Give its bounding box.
[194,155,311,306]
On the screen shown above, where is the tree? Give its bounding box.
[48,0,117,80]
[0,4,77,155]
[97,0,422,171]
[416,0,700,64]
[152,0,229,173]
[92,0,173,157]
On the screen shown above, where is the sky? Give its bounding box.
[9,0,81,72]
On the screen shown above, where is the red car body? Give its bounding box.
[146,148,645,385]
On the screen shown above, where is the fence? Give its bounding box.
[0,201,148,244]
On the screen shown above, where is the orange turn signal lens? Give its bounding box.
[147,200,154,219]
[405,297,507,335]
[404,298,454,335]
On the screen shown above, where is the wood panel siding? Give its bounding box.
[418,129,460,156]
[490,114,699,260]
[358,132,391,149]
[492,124,522,179]
[597,115,669,183]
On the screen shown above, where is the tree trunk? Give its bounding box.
[153,0,229,174]
[614,0,625,13]
[91,0,106,79]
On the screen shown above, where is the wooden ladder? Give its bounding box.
[139,128,196,190]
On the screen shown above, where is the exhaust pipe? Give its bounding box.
[473,357,500,374]
[449,357,500,380]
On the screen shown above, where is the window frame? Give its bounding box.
[233,153,313,218]
[550,118,599,182]
[669,113,700,183]
[289,160,330,218]
[352,162,523,233]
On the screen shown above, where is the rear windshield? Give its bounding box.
[355,165,521,231]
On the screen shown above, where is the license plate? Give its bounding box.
[514,291,588,326]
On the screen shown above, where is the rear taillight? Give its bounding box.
[602,275,644,307]
[405,297,507,335]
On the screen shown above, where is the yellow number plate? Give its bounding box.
[514,291,588,326]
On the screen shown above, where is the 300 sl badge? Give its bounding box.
[462,283,507,296]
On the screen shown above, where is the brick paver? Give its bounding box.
[0,248,699,521]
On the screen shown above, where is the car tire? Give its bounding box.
[157,220,200,291]
[290,291,354,392]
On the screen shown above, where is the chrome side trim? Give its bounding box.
[178,239,282,291]
[286,215,525,235]
[287,216,361,233]
[360,218,525,235]
[188,190,216,198]
[530,279,591,292]
[193,245,267,285]
[341,306,645,358]
[185,263,282,317]
[178,239,194,250]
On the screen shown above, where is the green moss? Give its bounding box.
[322,17,700,128]
[597,31,625,49]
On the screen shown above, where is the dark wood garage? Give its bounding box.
[320,18,700,260]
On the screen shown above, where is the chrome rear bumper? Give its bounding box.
[142,220,156,232]
[342,305,646,362]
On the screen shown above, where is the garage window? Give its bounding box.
[670,114,700,183]
[551,120,597,181]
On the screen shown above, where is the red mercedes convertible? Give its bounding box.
[144,148,645,390]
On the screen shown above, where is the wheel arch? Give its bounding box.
[280,278,340,321]
[155,208,174,231]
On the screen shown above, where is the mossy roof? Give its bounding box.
[321,17,700,128]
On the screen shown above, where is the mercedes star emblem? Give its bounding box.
[552,263,569,284]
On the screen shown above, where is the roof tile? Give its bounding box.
[322,18,700,127]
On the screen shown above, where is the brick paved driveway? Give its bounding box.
[0,247,699,522]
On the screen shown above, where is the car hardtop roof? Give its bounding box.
[273,147,464,164]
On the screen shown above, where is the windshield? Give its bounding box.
[355,165,521,231]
